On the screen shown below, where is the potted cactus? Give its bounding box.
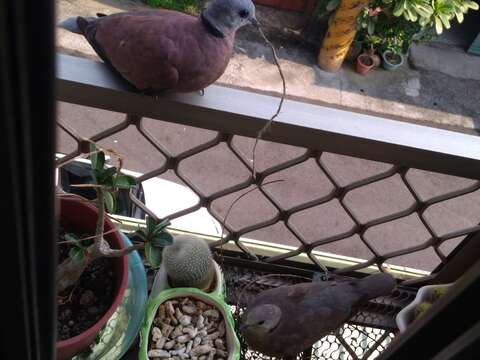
[149,235,225,299]
[56,144,174,359]
[141,235,238,359]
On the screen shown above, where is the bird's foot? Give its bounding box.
[198,89,205,96]
[140,89,165,100]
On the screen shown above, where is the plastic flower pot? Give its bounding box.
[356,53,375,75]
[381,50,404,70]
[366,47,381,67]
[149,260,225,301]
[396,283,453,332]
[139,288,241,360]
[57,196,129,360]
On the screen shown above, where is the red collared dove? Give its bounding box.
[239,272,396,357]
[60,0,257,94]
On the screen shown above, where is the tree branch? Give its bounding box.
[100,243,145,257]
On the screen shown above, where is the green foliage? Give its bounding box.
[145,0,200,15]
[135,216,173,268]
[66,233,90,263]
[145,242,163,268]
[313,0,340,20]
[390,0,478,34]
[356,0,455,54]
[315,0,478,54]
[359,6,426,53]
[89,143,137,213]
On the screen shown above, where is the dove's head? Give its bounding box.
[202,0,258,36]
[239,304,281,337]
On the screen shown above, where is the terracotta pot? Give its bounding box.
[56,196,129,360]
[366,47,381,67]
[356,54,374,75]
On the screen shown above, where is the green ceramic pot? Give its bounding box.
[139,288,241,360]
[381,50,404,70]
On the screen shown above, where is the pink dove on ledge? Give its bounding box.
[59,0,257,94]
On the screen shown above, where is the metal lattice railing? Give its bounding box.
[56,55,480,285]
[58,111,480,279]
[56,53,480,359]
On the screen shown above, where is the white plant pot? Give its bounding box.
[395,283,453,332]
[149,260,224,301]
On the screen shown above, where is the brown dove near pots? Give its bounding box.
[59,0,257,94]
[239,272,396,357]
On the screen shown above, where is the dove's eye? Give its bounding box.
[239,9,249,18]
[258,320,265,325]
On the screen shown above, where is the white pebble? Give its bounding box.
[196,315,205,329]
[193,336,202,348]
[191,345,213,356]
[175,308,184,320]
[216,349,227,358]
[172,326,183,338]
[182,305,197,315]
[179,315,192,326]
[152,327,162,341]
[207,349,216,360]
[203,310,219,320]
[206,332,219,341]
[217,322,225,338]
[164,340,176,350]
[176,335,190,344]
[214,339,225,350]
[166,302,175,316]
[183,327,198,338]
[171,347,186,356]
[162,324,174,338]
[148,349,170,358]
[156,337,167,349]
[186,340,193,354]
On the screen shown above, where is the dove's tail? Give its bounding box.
[357,273,396,300]
[58,16,97,34]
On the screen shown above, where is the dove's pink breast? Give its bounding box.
[94,10,235,92]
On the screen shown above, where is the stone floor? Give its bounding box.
[57,0,480,133]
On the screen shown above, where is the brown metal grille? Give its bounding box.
[57,111,480,283]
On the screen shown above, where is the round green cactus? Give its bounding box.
[162,235,214,290]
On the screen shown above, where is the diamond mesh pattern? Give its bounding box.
[56,111,480,282]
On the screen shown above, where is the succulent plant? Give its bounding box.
[162,235,214,290]
[414,301,432,319]
[431,286,448,301]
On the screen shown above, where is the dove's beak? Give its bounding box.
[250,17,259,29]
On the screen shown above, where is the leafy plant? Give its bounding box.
[135,216,173,268]
[389,0,479,34]
[145,0,200,15]
[313,0,341,21]
[57,143,174,293]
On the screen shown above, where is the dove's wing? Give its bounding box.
[78,11,184,92]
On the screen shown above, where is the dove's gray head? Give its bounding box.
[201,0,257,36]
[239,304,281,337]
